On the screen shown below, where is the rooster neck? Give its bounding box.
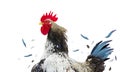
[46,23,68,54]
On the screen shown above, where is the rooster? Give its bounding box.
[31,12,113,72]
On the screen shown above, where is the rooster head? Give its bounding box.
[40,11,58,35]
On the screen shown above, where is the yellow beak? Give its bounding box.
[39,22,43,25]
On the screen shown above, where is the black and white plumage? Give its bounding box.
[31,12,113,72]
[31,22,76,72]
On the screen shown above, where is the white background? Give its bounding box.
[0,0,120,72]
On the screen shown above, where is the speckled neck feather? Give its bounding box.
[47,22,68,54]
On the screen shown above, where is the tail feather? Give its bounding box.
[91,40,113,60]
[98,48,113,59]
[86,40,113,72]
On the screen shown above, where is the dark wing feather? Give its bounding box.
[31,59,45,72]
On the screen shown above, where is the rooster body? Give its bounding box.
[31,12,113,72]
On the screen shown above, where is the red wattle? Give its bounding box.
[40,24,51,35]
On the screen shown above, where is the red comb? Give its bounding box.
[41,11,58,22]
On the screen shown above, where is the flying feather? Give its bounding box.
[81,34,89,40]
[22,38,26,47]
[105,30,116,38]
